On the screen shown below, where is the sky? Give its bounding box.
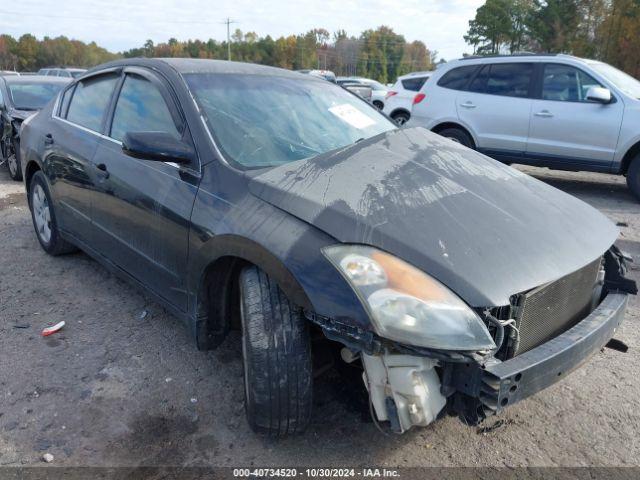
[0,0,484,61]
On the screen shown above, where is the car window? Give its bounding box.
[484,63,533,98]
[110,75,180,142]
[437,65,479,91]
[66,74,119,132]
[401,77,428,91]
[185,73,396,169]
[59,85,74,117]
[542,64,604,102]
[468,65,489,93]
[8,82,65,110]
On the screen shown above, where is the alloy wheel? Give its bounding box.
[32,184,52,244]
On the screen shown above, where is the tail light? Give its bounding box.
[386,91,398,99]
[413,93,426,105]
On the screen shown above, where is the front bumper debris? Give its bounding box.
[445,292,628,420]
[361,353,446,433]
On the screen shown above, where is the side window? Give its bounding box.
[401,77,428,92]
[110,75,180,142]
[66,74,119,132]
[542,64,604,102]
[468,65,490,93]
[58,85,74,117]
[485,63,533,98]
[437,65,479,91]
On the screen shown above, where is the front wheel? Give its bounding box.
[29,171,77,255]
[6,139,22,181]
[239,266,313,437]
[627,155,640,202]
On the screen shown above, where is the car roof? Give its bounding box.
[2,75,70,85]
[450,53,589,66]
[91,58,318,81]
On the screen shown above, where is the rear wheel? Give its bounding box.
[373,100,384,110]
[437,127,475,149]
[29,171,77,255]
[627,154,640,202]
[391,111,410,126]
[239,266,313,437]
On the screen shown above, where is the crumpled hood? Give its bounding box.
[248,127,618,307]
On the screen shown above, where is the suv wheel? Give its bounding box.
[239,266,312,436]
[392,111,410,125]
[29,171,77,255]
[437,127,475,149]
[372,100,384,110]
[627,155,640,202]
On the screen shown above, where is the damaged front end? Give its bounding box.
[307,246,636,434]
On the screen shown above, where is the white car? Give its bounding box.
[382,71,432,124]
[409,54,640,200]
[337,77,388,110]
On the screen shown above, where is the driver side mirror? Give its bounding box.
[122,132,194,164]
[586,86,612,104]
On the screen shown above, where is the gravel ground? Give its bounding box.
[0,164,638,468]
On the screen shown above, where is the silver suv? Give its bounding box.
[408,54,640,200]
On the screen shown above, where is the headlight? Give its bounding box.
[323,245,495,351]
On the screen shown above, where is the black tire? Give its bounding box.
[628,155,640,202]
[29,171,77,255]
[239,266,312,437]
[437,127,475,149]
[391,111,410,126]
[373,100,384,110]
[7,139,23,181]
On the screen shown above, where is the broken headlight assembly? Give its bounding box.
[323,245,496,351]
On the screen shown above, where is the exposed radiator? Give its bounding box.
[511,258,602,356]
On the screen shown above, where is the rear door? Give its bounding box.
[456,62,534,154]
[90,68,200,311]
[526,63,623,170]
[47,71,120,244]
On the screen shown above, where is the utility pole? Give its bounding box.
[221,17,238,61]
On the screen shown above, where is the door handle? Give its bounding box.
[96,163,110,179]
[534,110,554,118]
[44,133,54,145]
[460,102,476,109]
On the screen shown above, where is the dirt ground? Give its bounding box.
[0,163,639,469]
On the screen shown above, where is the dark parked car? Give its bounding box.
[20,58,635,437]
[1,75,69,180]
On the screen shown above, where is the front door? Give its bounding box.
[90,69,199,311]
[526,63,624,170]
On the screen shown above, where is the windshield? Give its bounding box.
[590,62,640,99]
[8,82,64,110]
[185,73,396,168]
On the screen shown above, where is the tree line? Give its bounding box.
[122,26,435,83]
[0,34,117,72]
[0,26,434,83]
[465,0,640,77]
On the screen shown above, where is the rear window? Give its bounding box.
[401,77,428,92]
[437,65,479,91]
[7,82,65,110]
